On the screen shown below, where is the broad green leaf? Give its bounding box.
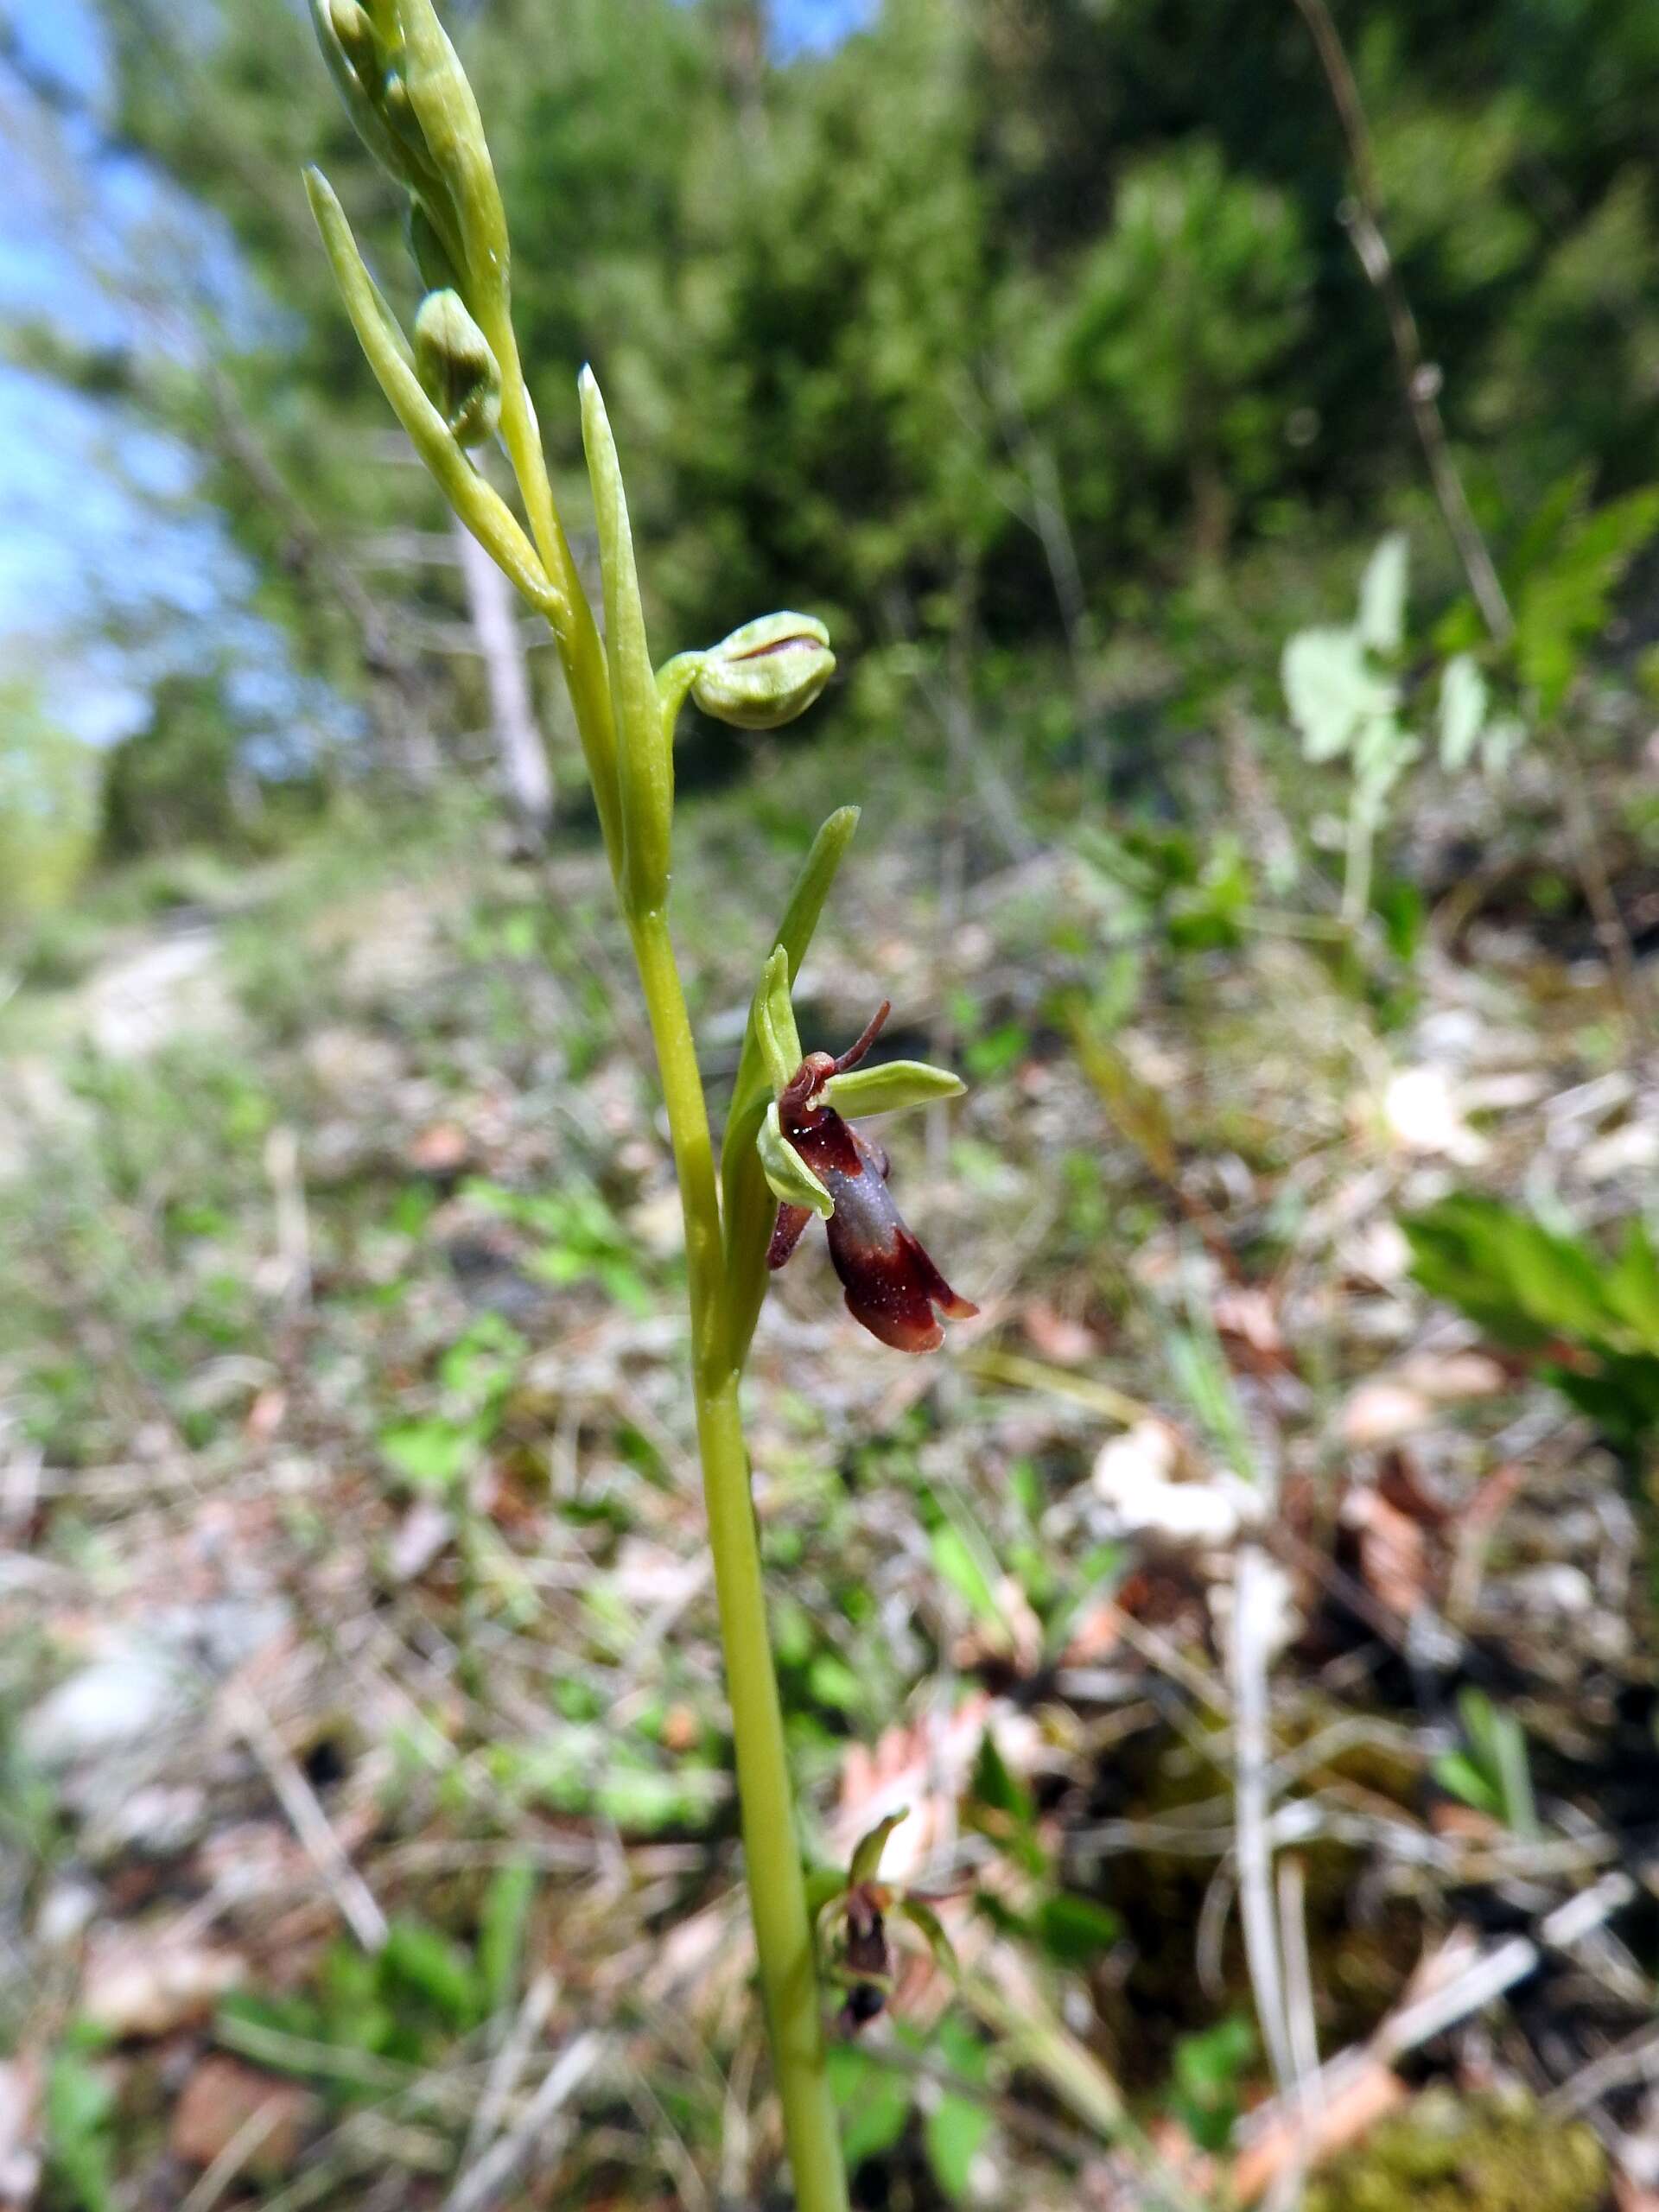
[1515,486,1659,715]
[46,2048,117,2212]
[1433,1749,1503,1820]
[822,1058,966,1119]
[925,2091,992,2202]
[378,1417,479,1491]
[1606,1224,1659,1349]
[1438,652,1489,772]
[1357,531,1409,654]
[383,1917,480,2027]
[1033,1891,1122,1966]
[829,2047,912,2165]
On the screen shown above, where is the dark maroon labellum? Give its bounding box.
[766,1003,978,1353]
[836,1883,893,2033]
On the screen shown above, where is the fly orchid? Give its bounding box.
[749,952,977,1353]
[303,8,963,2190]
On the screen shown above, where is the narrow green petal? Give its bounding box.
[757,1103,833,1221]
[897,1896,957,1974]
[820,1060,965,1119]
[753,946,804,1098]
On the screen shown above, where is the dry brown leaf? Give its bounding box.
[1019,1300,1097,1367]
[172,2056,315,2171]
[407,1121,472,1174]
[1343,1487,1432,1618]
[1341,1381,1433,1450]
[81,1924,245,2038]
[1232,2056,1408,2202]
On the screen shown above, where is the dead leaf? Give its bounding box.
[172,2056,315,2171]
[81,1924,245,2038]
[1020,1300,1096,1367]
[408,1121,471,1174]
[1341,1381,1433,1450]
[244,1385,287,1442]
[1342,1487,1432,1618]
[1232,2056,1408,2202]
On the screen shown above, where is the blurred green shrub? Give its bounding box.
[0,680,99,944]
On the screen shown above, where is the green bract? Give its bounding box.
[581,367,672,914]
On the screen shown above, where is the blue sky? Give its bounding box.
[0,0,875,741]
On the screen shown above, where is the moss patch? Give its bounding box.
[1306,2090,1609,2212]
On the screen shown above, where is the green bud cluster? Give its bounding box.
[308,0,510,327]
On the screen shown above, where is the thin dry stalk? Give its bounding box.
[227,1684,388,1952]
[440,2031,603,2212]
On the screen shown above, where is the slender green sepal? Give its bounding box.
[720,809,861,1370]
[393,0,510,316]
[759,1103,834,1221]
[898,1896,957,1975]
[849,1808,907,1886]
[820,1060,965,1119]
[581,366,672,915]
[304,170,556,620]
[754,946,804,1096]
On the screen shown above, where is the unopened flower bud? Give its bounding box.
[412,289,500,447]
[327,0,378,75]
[691,613,834,731]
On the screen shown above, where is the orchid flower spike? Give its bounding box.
[753,979,977,1353]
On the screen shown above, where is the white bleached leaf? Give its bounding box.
[1357,530,1409,653]
[1281,626,1396,761]
[1438,652,1489,772]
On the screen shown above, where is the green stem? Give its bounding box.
[630,910,849,2212]
[447,289,842,2200]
